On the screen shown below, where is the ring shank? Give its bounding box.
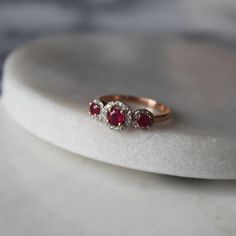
[99,95,171,123]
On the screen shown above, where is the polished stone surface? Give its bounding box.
[2,33,236,179]
[0,103,235,235]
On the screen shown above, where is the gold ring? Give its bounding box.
[89,95,171,131]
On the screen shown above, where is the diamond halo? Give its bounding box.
[102,101,132,131]
[132,109,154,129]
[89,98,104,120]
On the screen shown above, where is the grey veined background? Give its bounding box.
[1,0,236,80]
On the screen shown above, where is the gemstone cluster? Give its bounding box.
[89,99,154,131]
[102,101,132,131]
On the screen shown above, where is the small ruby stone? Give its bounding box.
[107,107,126,126]
[90,102,100,116]
[137,113,153,128]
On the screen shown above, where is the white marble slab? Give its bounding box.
[2,33,236,179]
[0,102,235,235]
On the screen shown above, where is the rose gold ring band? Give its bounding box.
[99,95,171,123]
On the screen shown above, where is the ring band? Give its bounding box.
[89,95,171,131]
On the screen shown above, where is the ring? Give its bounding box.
[89,95,171,131]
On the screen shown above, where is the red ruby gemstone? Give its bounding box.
[90,102,100,116]
[107,107,126,126]
[137,113,153,128]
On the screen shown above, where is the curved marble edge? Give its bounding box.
[2,34,236,179]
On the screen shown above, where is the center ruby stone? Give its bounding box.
[107,107,126,126]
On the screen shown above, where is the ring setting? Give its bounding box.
[102,101,132,131]
[89,95,171,131]
[89,99,104,120]
[133,109,154,129]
